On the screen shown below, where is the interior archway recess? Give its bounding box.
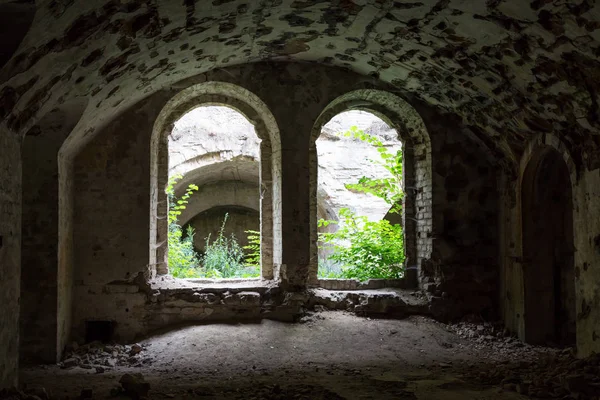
[150,82,282,280]
[308,89,432,286]
[520,134,577,346]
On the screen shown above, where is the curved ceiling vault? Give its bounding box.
[1,0,599,167]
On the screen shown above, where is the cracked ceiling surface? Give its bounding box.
[1,0,599,167]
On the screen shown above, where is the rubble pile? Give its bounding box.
[464,350,600,399]
[450,320,559,362]
[450,319,600,399]
[59,341,152,372]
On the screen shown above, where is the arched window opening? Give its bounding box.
[167,106,261,279]
[316,111,404,281]
[150,82,282,283]
[309,89,432,289]
[522,146,576,346]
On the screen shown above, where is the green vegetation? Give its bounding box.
[201,214,260,278]
[318,209,405,281]
[166,175,260,279]
[317,126,405,281]
[167,175,201,278]
[243,230,261,269]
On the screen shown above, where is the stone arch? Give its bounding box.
[179,181,259,227]
[185,205,260,255]
[519,134,577,346]
[150,82,282,280]
[308,90,432,286]
[171,155,259,199]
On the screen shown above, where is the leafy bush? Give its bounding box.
[166,175,260,279]
[317,126,405,281]
[318,208,405,281]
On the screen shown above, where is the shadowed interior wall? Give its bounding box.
[0,129,21,387]
[71,96,156,343]
[20,103,86,364]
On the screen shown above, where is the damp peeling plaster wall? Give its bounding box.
[2,0,599,162]
[1,0,600,386]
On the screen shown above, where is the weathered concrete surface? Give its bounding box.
[0,129,21,388]
[21,312,545,400]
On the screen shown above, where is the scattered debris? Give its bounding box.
[59,341,152,370]
[449,320,557,362]
[460,350,600,399]
[449,319,600,399]
[15,314,600,400]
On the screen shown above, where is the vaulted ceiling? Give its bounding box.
[1,0,599,167]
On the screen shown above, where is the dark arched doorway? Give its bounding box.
[522,147,576,346]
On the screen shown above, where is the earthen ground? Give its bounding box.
[20,312,545,399]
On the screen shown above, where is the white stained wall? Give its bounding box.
[317,110,403,222]
[169,106,261,177]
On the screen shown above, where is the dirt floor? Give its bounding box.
[19,312,565,399]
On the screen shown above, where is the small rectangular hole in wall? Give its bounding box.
[85,320,115,343]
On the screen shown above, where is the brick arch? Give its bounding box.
[308,89,432,286]
[150,82,282,280]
